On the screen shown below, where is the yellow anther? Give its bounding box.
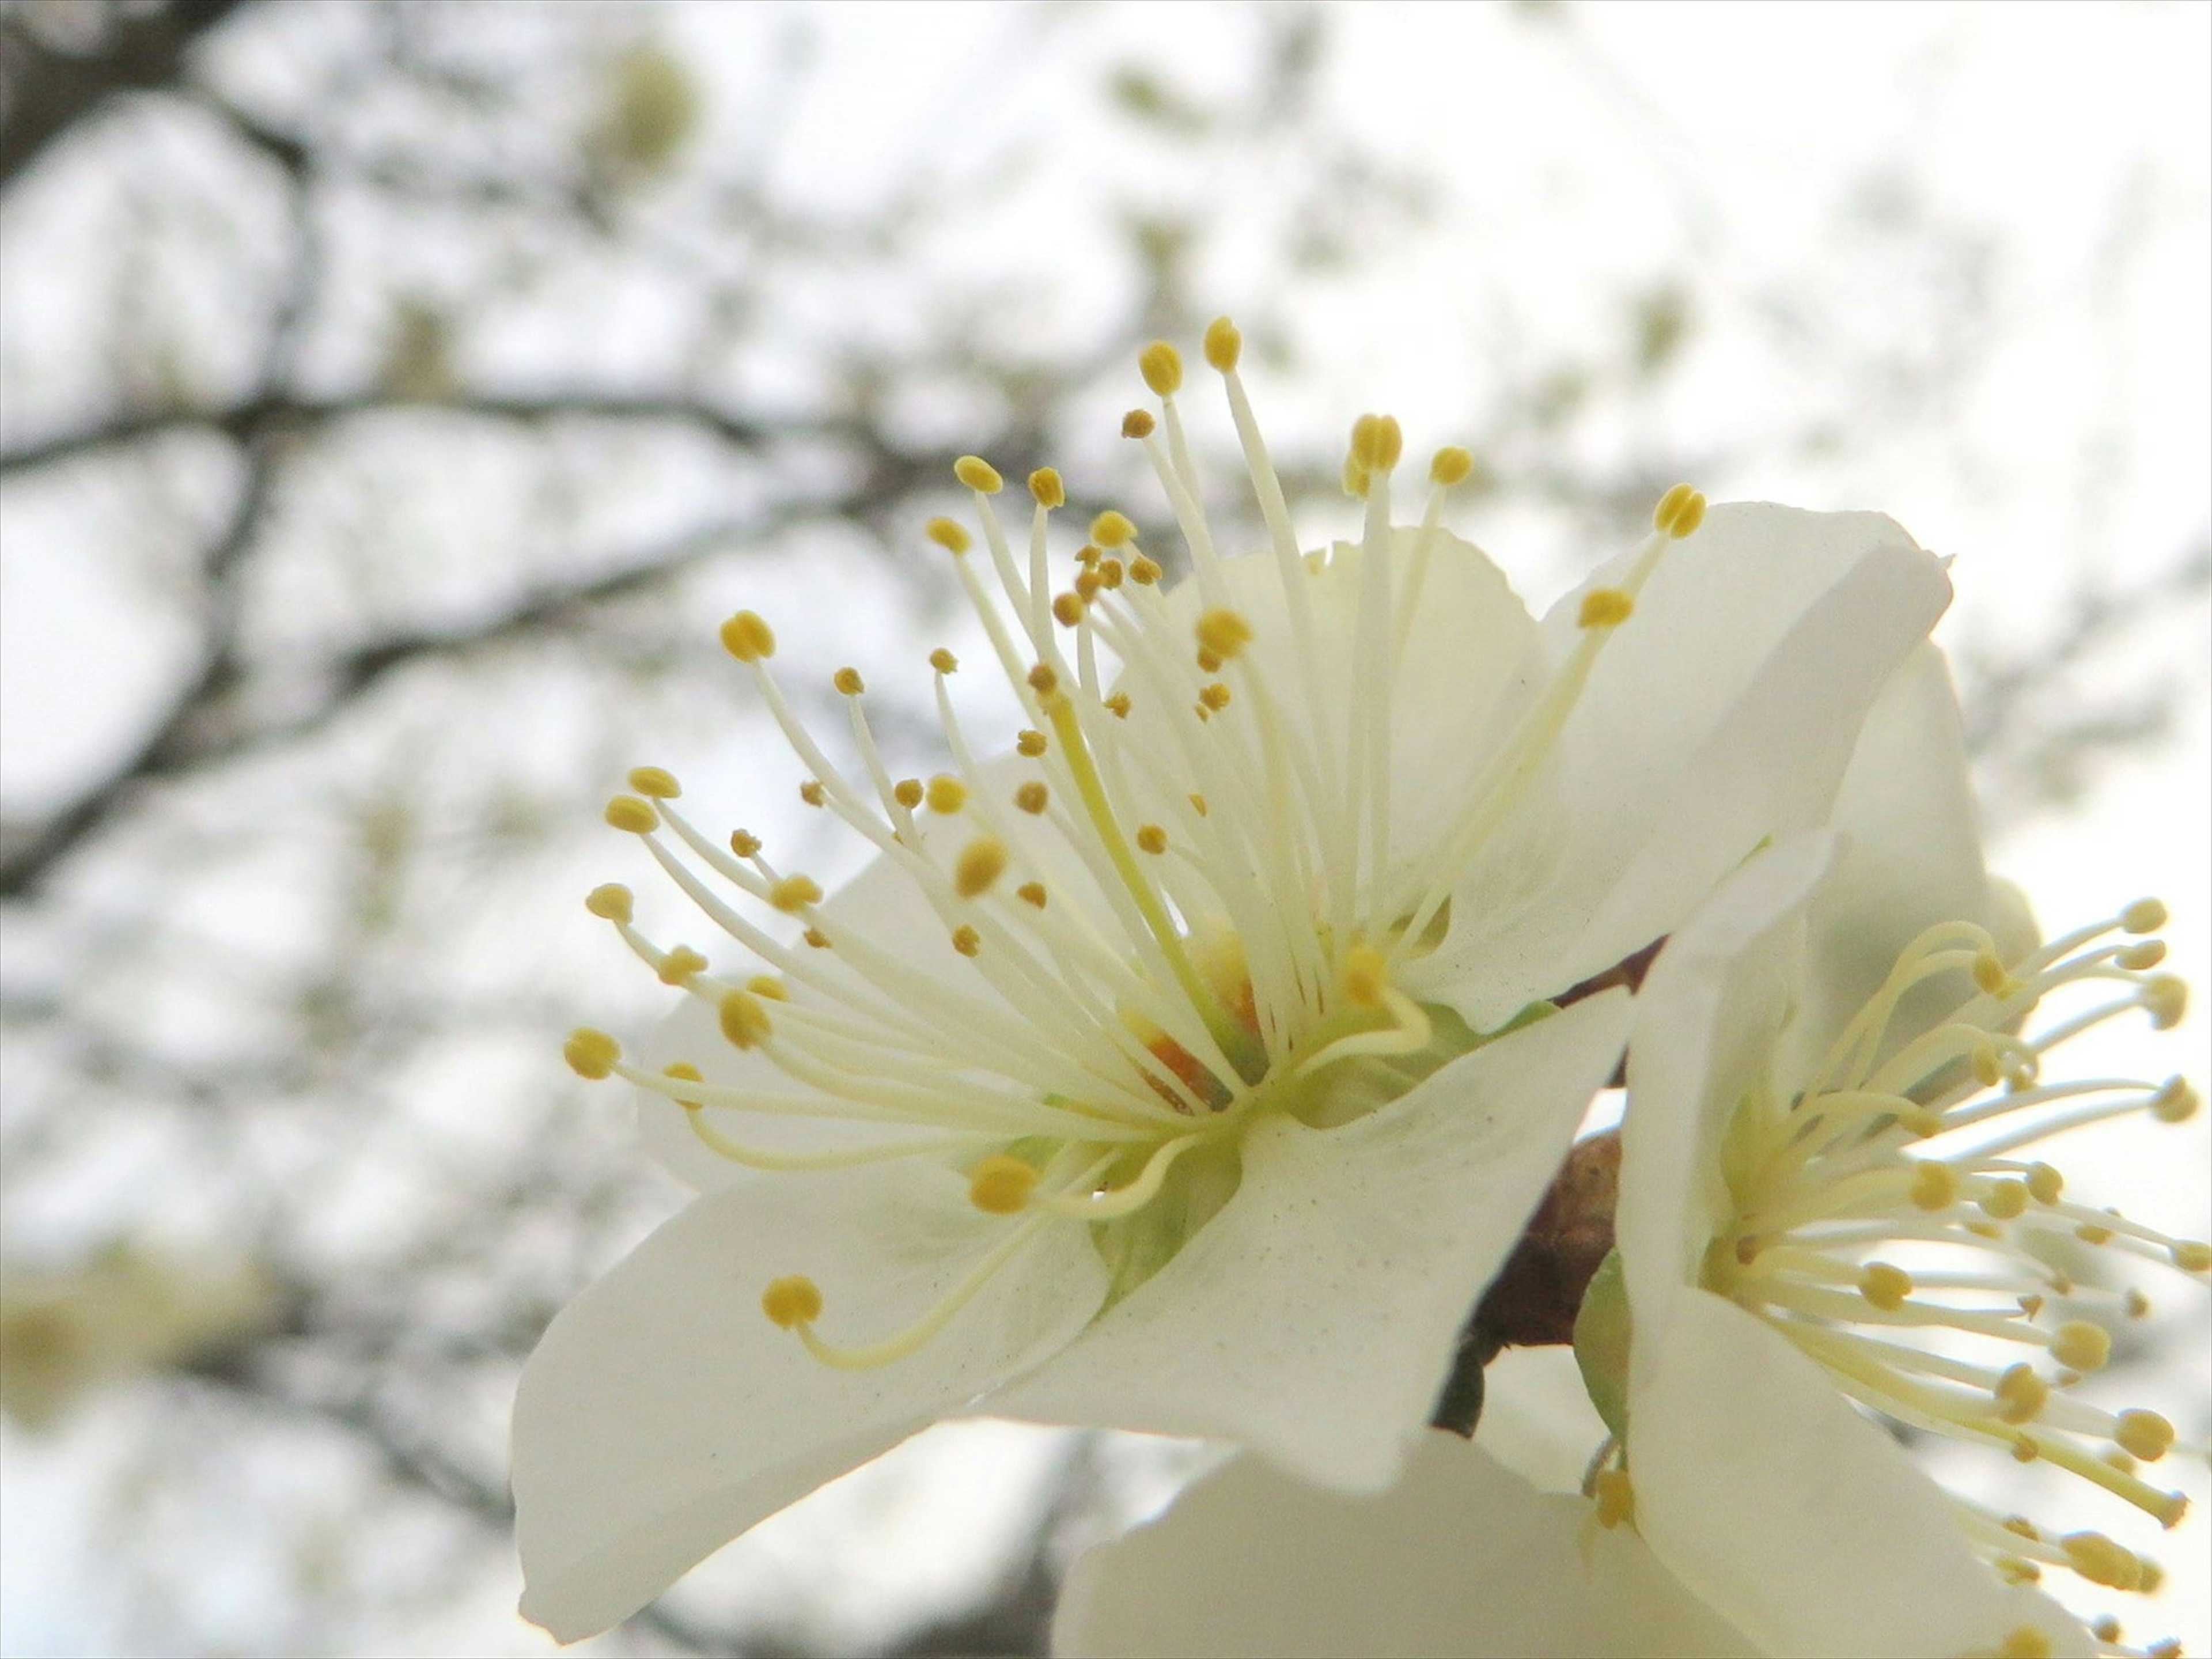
[1118,408,1155,438]
[1340,457,1370,499]
[1199,682,1232,711]
[1972,952,2017,997]
[1139,339,1184,397]
[968,1154,1039,1214]
[2172,1240,2211,1272]
[1202,316,1241,372]
[1052,592,1086,627]
[2124,1288,2152,1319]
[2001,1516,2040,1542]
[1195,607,1254,662]
[656,946,707,986]
[719,989,773,1049]
[2142,975,2188,1029]
[1074,543,1100,567]
[1653,483,1706,538]
[1028,468,1065,508]
[2138,1563,2167,1596]
[1577,588,1635,630]
[2119,939,2167,969]
[1091,510,1137,548]
[1015,729,1047,757]
[2060,1532,2141,1590]
[798,780,827,807]
[1993,1363,2048,1425]
[1858,1262,1914,1312]
[562,1028,622,1080]
[1980,1180,2028,1220]
[833,666,865,696]
[2147,1638,2180,1659]
[605,796,660,834]
[1196,649,1222,674]
[2115,1410,2175,1463]
[1430,445,1474,487]
[1341,945,1389,1010]
[1135,824,1168,855]
[2012,1435,2040,1463]
[747,975,789,1001]
[1017,881,1046,909]
[2152,1077,2198,1123]
[2025,1162,2064,1205]
[719,610,777,662]
[2077,1215,2115,1245]
[627,766,681,799]
[585,883,634,923]
[662,1062,704,1104]
[2092,1617,2123,1645]
[1074,569,1103,601]
[1188,793,1208,817]
[953,454,1003,493]
[1994,1558,2040,1586]
[1129,555,1162,585]
[2124,897,2168,934]
[1098,559,1124,589]
[1105,692,1132,719]
[1028,663,1060,696]
[950,925,980,957]
[1910,1161,1959,1211]
[1013,782,1048,816]
[1971,1044,2003,1086]
[892,779,924,810]
[1593,1469,1635,1530]
[762,1275,822,1329]
[926,517,972,554]
[730,829,762,858]
[2051,1321,2111,1373]
[930,647,959,675]
[925,774,968,815]
[803,927,831,949]
[768,875,821,912]
[2105,1448,2136,1475]
[1995,1630,2054,1659]
[953,836,1009,898]
[1349,412,1403,473]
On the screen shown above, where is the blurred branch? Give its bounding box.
[0,0,249,191]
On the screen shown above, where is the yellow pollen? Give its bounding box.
[585,883,634,923]
[1091,510,1137,548]
[930,647,959,675]
[798,780,827,808]
[1430,445,1474,486]
[953,836,1009,897]
[2171,1240,2210,1273]
[1910,1161,1959,1210]
[2143,975,2187,1029]
[1017,881,1046,909]
[1577,588,1635,630]
[1196,607,1254,661]
[1135,824,1168,855]
[2152,1077,2198,1123]
[1028,664,1060,695]
[2050,1321,2111,1373]
[2026,1162,2064,1204]
[747,975,789,1001]
[1203,316,1241,372]
[1053,592,1086,627]
[656,946,707,986]
[833,666,865,696]
[768,875,822,913]
[893,778,924,810]
[1139,340,1184,397]
[1199,682,1232,711]
[2124,898,2168,933]
[719,610,776,661]
[719,989,773,1048]
[605,796,659,834]
[1120,408,1155,439]
[1994,1363,2049,1425]
[1016,729,1047,757]
[953,454,1003,493]
[1129,555,1162,585]
[951,925,980,957]
[926,775,968,815]
[2061,1532,2141,1590]
[926,517,972,554]
[1980,1180,2029,1219]
[1105,692,1132,719]
[1653,483,1707,538]
[627,766,681,798]
[1013,782,1049,815]
[2119,940,2168,970]
[1995,1630,2054,1659]
[562,1028,621,1080]
[762,1275,822,1329]
[1858,1262,1914,1312]
[2115,1410,2175,1463]
[804,927,831,949]
[968,1154,1040,1214]
[1340,945,1389,1009]
[730,829,762,858]
[1593,1469,1635,1530]
[1029,468,1065,508]
[1350,412,1404,473]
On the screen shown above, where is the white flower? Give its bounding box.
[512,320,1955,1640]
[1599,652,2204,1658]
[1051,1428,1758,1658]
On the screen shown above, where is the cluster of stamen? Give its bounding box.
[562,319,1706,1372]
[1702,899,2205,1613]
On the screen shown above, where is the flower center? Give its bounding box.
[1701,899,2206,1601]
[560,323,1705,1372]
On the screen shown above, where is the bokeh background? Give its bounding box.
[1,2,2206,1654]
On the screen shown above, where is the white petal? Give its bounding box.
[1628,1293,2092,1659]
[1476,1344,1612,1495]
[512,1161,1108,1641]
[988,990,1632,1492]
[1052,1434,1757,1659]
[1420,504,1950,1028]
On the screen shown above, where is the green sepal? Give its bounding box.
[1572,1247,1633,1440]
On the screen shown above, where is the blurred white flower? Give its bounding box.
[512,321,1956,1640]
[1595,650,2204,1657]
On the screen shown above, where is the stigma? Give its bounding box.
[1702,899,2206,1604]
